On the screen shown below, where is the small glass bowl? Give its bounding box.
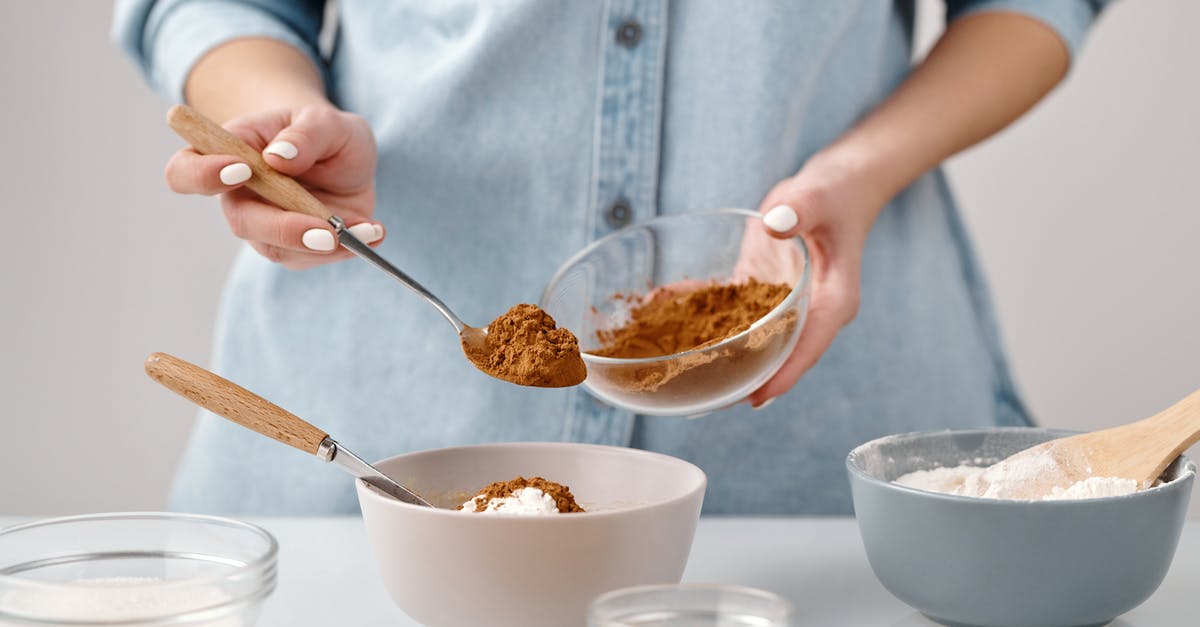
[588,583,793,626]
[542,209,810,416]
[0,512,277,626]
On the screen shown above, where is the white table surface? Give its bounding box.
[3,517,1197,626]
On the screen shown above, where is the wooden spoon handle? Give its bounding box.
[1145,387,1200,455]
[145,352,328,455]
[165,104,333,221]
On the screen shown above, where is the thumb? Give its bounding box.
[260,106,349,176]
[758,198,819,240]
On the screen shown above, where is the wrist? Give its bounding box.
[185,38,329,123]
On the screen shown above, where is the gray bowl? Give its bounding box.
[846,428,1194,627]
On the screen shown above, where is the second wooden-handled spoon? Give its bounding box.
[976,386,1200,499]
[145,352,433,507]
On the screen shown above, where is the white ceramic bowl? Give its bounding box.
[542,209,810,416]
[355,442,707,627]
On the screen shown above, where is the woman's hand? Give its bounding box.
[746,156,886,408]
[164,104,381,270]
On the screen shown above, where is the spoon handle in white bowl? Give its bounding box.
[144,352,328,454]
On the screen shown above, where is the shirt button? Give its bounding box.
[615,20,642,48]
[606,200,633,228]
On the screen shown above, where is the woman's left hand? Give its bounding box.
[746,156,886,408]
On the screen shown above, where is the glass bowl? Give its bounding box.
[542,208,810,416]
[588,583,793,626]
[0,512,277,626]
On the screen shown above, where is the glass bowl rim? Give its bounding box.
[541,207,812,366]
[588,582,793,616]
[0,511,278,594]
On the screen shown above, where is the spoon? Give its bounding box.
[978,386,1200,499]
[144,352,433,507]
[165,105,583,387]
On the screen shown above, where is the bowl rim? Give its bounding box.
[588,582,793,618]
[540,207,812,366]
[846,427,1197,505]
[357,441,708,519]
[0,512,278,623]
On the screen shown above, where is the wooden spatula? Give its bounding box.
[977,387,1200,499]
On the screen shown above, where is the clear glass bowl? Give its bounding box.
[0,513,277,626]
[588,583,793,626]
[542,209,810,416]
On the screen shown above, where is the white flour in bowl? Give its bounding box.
[0,577,241,626]
[894,448,1142,501]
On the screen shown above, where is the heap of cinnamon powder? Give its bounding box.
[463,304,587,388]
[594,278,792,359]
[460,476,586,513]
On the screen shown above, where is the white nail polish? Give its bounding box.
[372,224,384,240]
[763,205,798,233]
[301,228,336,251]
[752,397,776,411]
[264,141,299,160]
[218,163,252,186]
[347,222,381,243]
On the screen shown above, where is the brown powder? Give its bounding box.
[458,476,586,513]
[462,304,587,388]
[593,278,792,359]
[587,279,798,395]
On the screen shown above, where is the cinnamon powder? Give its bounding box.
[463,304,587,388]
[460,476,586,513]
[593,279,792,359]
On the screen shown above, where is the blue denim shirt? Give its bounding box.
[114,1,1105,515]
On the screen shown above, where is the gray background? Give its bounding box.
[0,0,1196,515]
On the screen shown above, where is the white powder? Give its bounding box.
[895,449,1143,502]
[459,486,561,515]
[0,577,242,625]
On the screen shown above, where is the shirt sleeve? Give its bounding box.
[112,0,327,103]
[944,0,1111,58]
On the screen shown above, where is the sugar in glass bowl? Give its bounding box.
[0,512,277,626]
[542,208,810,416]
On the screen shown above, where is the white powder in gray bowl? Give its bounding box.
[894,447,1142,501]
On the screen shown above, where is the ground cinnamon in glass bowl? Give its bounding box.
[541,209,811,416]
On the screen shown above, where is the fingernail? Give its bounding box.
[763,205,798,233]
[751,397,776,411]
[218,163,252,185]
[264,141,299,160]
[301,228,336,252]
[347,222,382,244]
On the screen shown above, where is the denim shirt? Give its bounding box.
[114,1,1105,515]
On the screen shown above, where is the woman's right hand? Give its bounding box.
[165,104,382,270]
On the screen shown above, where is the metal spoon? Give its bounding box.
[144,352,433,507]
[165,106,494,371]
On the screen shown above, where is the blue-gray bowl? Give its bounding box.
[847,428,1194,627]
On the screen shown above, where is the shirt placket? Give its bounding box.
[565,0,668,446]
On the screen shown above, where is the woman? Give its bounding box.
[114,1,1107,515]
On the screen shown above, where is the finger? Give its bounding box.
[248,241,356,270]
[747,270,859,405]
[746,301,841,407]
[220,190,385,254]
[260,107,357,177]
[756,183,824,239]
[165,149,252,195]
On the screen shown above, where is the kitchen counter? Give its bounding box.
[3,517,1197,625]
